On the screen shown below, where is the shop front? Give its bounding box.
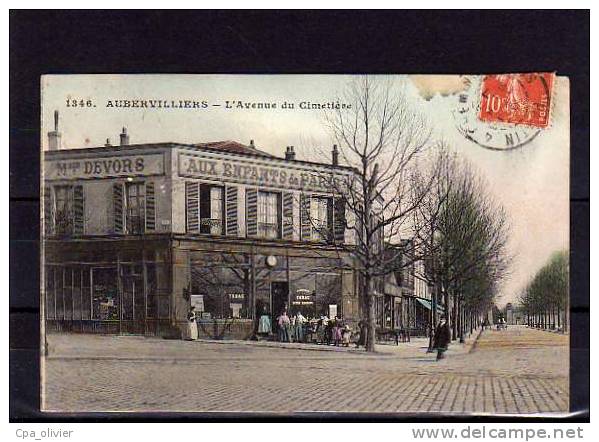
[44,236,174,336]
[181,240,357,340]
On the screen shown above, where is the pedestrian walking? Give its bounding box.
[185,306,198,341]
[432,315,451,360]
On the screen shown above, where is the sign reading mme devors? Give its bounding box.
[45,153,165,180]
[179,152,338,192]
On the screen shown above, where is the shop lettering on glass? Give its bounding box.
[179,153,339,192]
[45,154,165,180]
[293,289,314,305]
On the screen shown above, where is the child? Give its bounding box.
[342,324,352,347]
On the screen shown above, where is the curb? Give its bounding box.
[193,338,395,356]
[468,327,485,354]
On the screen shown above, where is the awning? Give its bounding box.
[416,298,445,314]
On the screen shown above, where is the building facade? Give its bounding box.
[43,132,364,339]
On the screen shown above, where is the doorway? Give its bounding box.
[271,281,289,318]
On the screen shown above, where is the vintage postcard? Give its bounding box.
[40,74,569,414]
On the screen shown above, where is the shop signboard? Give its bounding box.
[46,153,165,180]
[178,152,347,192]
[190,294,204,312]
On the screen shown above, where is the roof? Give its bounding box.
[43,139,357,173]
[193,140,277,159]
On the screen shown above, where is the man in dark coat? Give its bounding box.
[355,319,368,348]
[432,315,451,360]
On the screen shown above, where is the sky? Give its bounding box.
[41,74,570,306]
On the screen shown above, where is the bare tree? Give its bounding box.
[415,153,511,342]
[314,76,438,351]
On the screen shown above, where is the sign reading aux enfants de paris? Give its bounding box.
[178,153,339,192]
[45,153,165,180]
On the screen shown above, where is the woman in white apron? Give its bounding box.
[186,306,198,340]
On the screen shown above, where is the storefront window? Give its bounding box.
[45,267,56,320]
[64,267,73,320]
[190,254,250,319]
[199,184,224,235]
[258,191,280,239]
[55,268,64,320]
[92,267,119,320]
[72,268,82,320]
[81,268,91,320]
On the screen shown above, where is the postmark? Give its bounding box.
[452,74,555,151]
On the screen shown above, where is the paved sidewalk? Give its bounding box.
[46,329,480,360]
[42,326,568,414]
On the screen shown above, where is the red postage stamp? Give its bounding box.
[478,73,555,128]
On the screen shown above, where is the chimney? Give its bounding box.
[47,110,62,150]
[285,145,296,161]
[249,139,255,149]
[105,138,112,147]
[120,127,130,146]
[332,144,339,166]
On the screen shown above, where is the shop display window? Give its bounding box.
[92,267,119,320]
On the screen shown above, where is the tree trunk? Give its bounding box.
[365,273,376,352]
[451,294,458,340]
[557,304,561,329]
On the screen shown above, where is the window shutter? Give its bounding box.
[186,181,200,233]
[226,186,238,236]
[145,182,156,231]
[73,185,84,235]
[113,183,124,234]
[334,197,346,244]
[282,192,294,240]
[44,186,54,236]
[300,193,311,241]
[246,188,258,237]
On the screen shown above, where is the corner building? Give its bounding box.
[43,137,363,339]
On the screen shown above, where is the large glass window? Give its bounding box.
[55,268,64,319]
[81,268,91,320]
[45,267,56,320]
[125,182,146,234]
[64,267,73,320]
[200,184,224,235]
[190,253,251,319]
[91,267,119,320]
[54,185,74,235]
[258,191,281,239]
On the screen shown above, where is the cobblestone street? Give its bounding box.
[42,325,569,414]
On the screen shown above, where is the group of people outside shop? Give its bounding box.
[257,309,353,346]
[185,305,454,362]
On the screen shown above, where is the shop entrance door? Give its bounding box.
[121,264,145,334]
[271,281,289,318]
